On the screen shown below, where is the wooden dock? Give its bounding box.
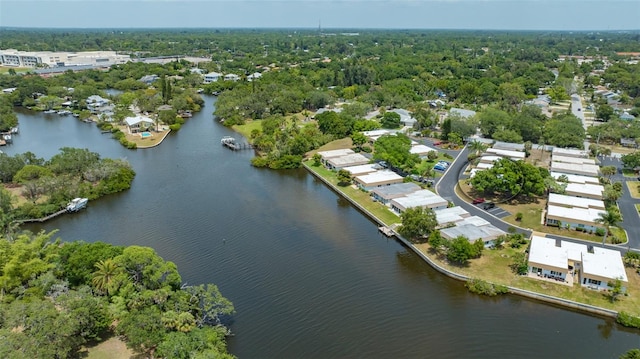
[15,208,69,224]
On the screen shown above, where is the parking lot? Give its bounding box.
[476,203,511,218]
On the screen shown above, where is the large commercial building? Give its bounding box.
[0,49,130,68]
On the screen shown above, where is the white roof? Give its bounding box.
[528,236,587,269]
[318,149,354,159]
[486,148,526,159]
[204,72,222,77]
[582,248,628,282]
[391,190,447,210]
[410,144,437,155]
[479,155,502,164]
[552,155,596,165]
[476,162,494,170]
[552,147,588,158]
[547,205,605,224]
[492,141,525,152]
[450,107,476,118]
[343,164,378,176]
[124,115,154,126]
[362,129,391,138]
[326,153,370,167]
[550,172,600,185]
[548,193,605,210]
[550,162,600,177]
[434,206,470,225]
[356,170,403,186]
[565,182,604,198]
[440,217,505,241]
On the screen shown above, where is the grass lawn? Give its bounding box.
[0,66,29,74]
[627,181,640,199]
[81,335,134,359]
[303,160,400,226]
[636,204,640,215]
[414,242,640,316]
[312,137,354,153]
[232,119,263,140]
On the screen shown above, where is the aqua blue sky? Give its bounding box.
[1,0,638,30]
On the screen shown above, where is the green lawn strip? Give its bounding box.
[303,161,400,226]
[609,226,628,244]
[626,181,640,198]
[636,204,640,215]
[232,119,263,140]
[622,169,638,177]
[420,244,640,316]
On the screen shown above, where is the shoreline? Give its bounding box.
[302,161,620,320]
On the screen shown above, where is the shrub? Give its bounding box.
[595,227,606,236]
[466,278,509,296]
[515,212,523,221]
[169,123,182,131]
[616,312,640,329]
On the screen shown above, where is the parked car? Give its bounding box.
[434,164,447,171]
[437,161,451,166]
[433,141,442,146]
[472,198,485,204]
[482,202,495,210]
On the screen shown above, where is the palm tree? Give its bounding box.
[92,258,122,296]
[595,208,622,244]
[468,140,488,156]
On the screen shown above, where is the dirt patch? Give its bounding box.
[308,138,354,155]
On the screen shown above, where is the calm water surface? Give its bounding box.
[8,98,639,358]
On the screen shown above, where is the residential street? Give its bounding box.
[598,155,640,251]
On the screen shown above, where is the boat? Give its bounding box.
[66,198,88,212]
[43,109,57,114]
[57,110,72,115]
[10,127,18,134]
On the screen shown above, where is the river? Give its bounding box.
[7,97,639,358]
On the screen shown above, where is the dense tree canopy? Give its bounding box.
[470,158,548,199]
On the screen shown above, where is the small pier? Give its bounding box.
[378,226,396,237]
[15,208,70,224]
[221,136,254,151]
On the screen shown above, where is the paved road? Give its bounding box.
[598,155,640,251]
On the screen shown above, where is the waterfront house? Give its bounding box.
[224,74,240,82]
[433,206,471,228]
[354,170,404,191]
[389,190,448,213]
[370,182,421,206]
[203,72,222,84]
[439,216,506,247]
[124,115,155,133]
[324,153,370,171]
[527,236,627,291]
[342,164,379,176]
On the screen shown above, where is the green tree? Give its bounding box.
[380,111,401,129]
[446,236,483,265]
[337,169,352,186]
[373,133,418,171]
[606,278,624,303]
[600,165,617,182]
[595,208,622,244]
[398,206,437,242]
[351,132,368,151]
[542,113,585,148]
[621,151,640,171]
[596,104,615,122]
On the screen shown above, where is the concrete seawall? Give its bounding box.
[304,162,619,320]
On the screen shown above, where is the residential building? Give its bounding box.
[342,164,379,176]
[224,74,240,82]
[548,193,605,211]
[492,141,525,152]
[485,148,526,161]
[449,107,476,119]
[433,206,470,227]
[370,182,421,205]
[527,236,627,291]
[439,216,506,247]
[551,155,596,166]
[354,171,404,191]
[564,182,604,200]
[550,172,600,185]
[546,204,605,232]
[552,147,588,158]
[124,115,155,133]
[389,190,448,213]
[203,72,222,84]
[550,161,600,177]
[324,153,370,170]
[410,144,438,156]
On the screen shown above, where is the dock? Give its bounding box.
[221,136,254,151]
[378,226,396,237]
[15,208,70,224]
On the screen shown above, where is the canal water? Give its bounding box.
[7,98,638,358]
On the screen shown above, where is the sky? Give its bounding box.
[0,0,638,31]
